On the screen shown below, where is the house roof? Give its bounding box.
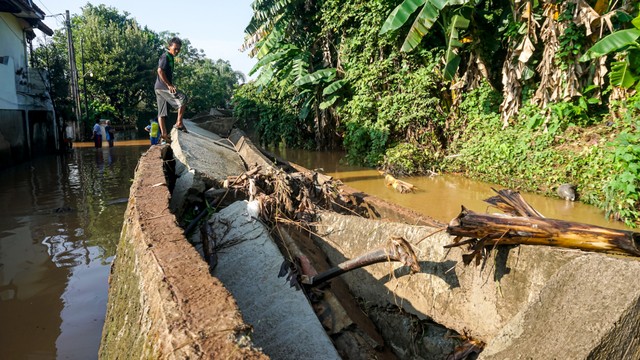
[0,0,53,37]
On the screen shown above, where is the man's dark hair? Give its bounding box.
[168,37,182,47]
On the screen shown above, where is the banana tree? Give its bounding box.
[379,0,473,80]
[580,15,640,90]
[242,0,345,148]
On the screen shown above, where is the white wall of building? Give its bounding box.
[0,12,28,111]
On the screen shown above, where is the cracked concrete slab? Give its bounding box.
[208,201,340,360]
[169,120,246,216]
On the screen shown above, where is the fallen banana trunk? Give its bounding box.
[446,189,640,262]
[379,171,415,193]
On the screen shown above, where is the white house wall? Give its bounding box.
[0,56,18,109]
[0,12,27,111]
[0,10,58,168]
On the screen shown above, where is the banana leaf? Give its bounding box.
[401,0,448,52]
[255,66,274,88]
[610,60,638,89]
[290,52,310,84]
[319,94,339,110]
[379,0,426,35]
[293,68,336,87]
[249,44,298,75]
[579,28,640,61]
[322,79,347,96]
[443,13,470,80]
[256,20,286,59]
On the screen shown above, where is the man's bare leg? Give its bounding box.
[176,105,185,128]
[158,116,167,137]
[173,105,188,133]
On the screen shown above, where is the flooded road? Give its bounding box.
[272,148,630,230]
[0,142,147,359]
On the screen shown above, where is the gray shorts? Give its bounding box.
[155,89,187,118]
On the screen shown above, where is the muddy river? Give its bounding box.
[0,141,629,359]
[271,147,630,230]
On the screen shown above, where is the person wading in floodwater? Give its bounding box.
[105,120,115,148]
[154,36,188,144]
[91,118,102,148]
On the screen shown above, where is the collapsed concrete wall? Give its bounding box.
[101,121,640,359]
[314,211,640,359]
[207,201,341,359]
[99,146,267,360]
[169,126,246,220]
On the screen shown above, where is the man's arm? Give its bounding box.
[157,68,176,93]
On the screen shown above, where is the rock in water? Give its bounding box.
[557,184,577,201]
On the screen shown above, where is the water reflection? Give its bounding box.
[271,147,631,231]
[0,144,145,359]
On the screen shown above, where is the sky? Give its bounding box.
[35,0,257,80]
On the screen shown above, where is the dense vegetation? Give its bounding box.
[234,0,640,226]
[33,3,243,136]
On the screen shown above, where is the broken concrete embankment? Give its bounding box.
[98,145,266,359]
[101,119,640,359]
[314,211,640,359]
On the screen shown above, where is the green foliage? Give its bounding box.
[580,15,640,89]
[456,81,502,117]
[339,45,449,167]
[448,88,614,208]
[379,0,427,35]
[521,100,595,133]
[444,89,640,226]
[580,28,640,61]
[343,117,390,165]
[32,38,74,122]
[379,0,474,78]
[235,0,640,227]
[443,13,470,80]
[72,4,163,122]
[603,97,640,227]
[233,82,314,149]
[605,130,640,226]
[178,57,244,112]
[383,142,443,176]
[380,0,450,52]
[242,0,344,148]
[555,6,587,72]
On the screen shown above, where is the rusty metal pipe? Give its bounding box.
[304,237,420,287]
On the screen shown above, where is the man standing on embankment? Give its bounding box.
[154,37,188,143]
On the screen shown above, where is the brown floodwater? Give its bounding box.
[0,142,147,359]
[272,147,631,230]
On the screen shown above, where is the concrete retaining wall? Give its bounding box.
[99,146,266,359]
[314,211,640,359]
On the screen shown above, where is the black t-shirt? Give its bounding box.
[154,52,174,90]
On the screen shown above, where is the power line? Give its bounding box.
[36,0,53,15]
[45,13,65,29]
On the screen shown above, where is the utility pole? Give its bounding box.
[80,37,89,123]
[65,10,82,139]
